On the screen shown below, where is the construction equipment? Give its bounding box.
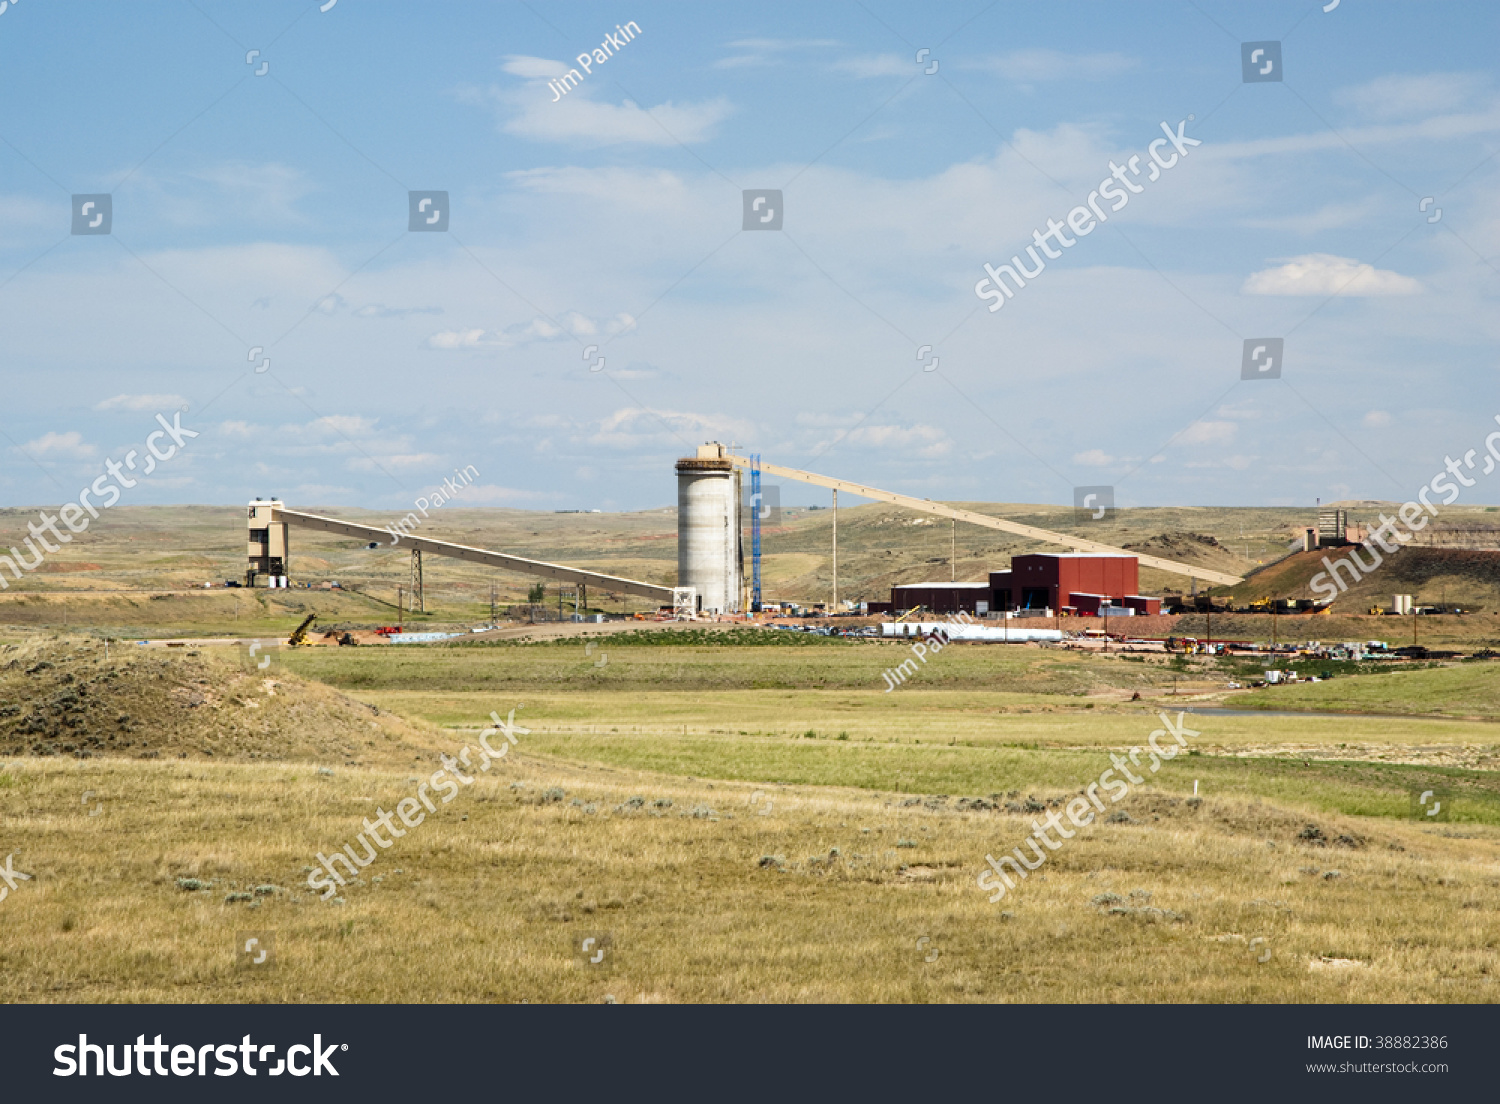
[287,612,317,646]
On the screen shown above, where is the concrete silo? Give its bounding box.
[676,443,742,614]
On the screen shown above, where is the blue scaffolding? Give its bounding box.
[750,453,762,611]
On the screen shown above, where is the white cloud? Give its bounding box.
[469,65,731,147]
[425,311,634,351]
[1363,410,1394,429]
[515,94,732,147]
[22,431,94,459]
[1334,72,1489,120]
[501,55,570,79]
[593,406,754,450]
[1178,421,1238,446]
[842,423,951,458]
[426,328,490,349]
[93,393,187,412]
[1243,254,1422,296]
[1073,448,1116,467]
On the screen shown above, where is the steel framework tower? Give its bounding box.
[750,453,762,611]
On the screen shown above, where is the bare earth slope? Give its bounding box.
[0,638,446,766]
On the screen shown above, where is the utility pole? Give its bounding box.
[828,489,840,612]
[398,587,404,627]
[951,517,956,582]
[490,581,497,626]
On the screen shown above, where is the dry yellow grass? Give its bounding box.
[2,635,1498,1003]
[1,750,1496,1003]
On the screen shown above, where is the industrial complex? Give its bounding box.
[244,442,1238,620]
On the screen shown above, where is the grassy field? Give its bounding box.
[2,752,1496,1003]
[2,634,1499,1003]
[1227,660,1500,721]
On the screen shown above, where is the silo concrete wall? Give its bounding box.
[676,458,741,613]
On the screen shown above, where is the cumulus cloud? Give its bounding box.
[1363,410,1394,428]
[22,431,95,459]
[427,328,490,350]
[593,406,754,449]
[841,423,951,458]
[512,94,732,147]
[425,312,635,351]
[501,55,570,80]
[466,60,731,147]
[1178,421,1238,446]
[93,394,187,412]
[1243,254,1422,296]
[1073,448,1117,467]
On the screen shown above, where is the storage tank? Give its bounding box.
[676,444,742,614]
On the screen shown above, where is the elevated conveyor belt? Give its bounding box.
[722,457,1244,587]
[274,508,675,602]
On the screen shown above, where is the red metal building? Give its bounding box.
[887,555,1159,616]
[989,554,1140,613]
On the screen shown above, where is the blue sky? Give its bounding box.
[1,0,1497,513]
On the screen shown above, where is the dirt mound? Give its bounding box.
[1125,531,1244,573]
[0,637,445,765]
[1236,547,1500,610]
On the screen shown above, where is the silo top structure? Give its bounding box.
[676,443,743,614]
[246,498,289,586]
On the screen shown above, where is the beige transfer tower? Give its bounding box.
[246,499,290,587]
[676,444,743,614]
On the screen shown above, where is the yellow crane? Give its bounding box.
[287,612,318,646]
